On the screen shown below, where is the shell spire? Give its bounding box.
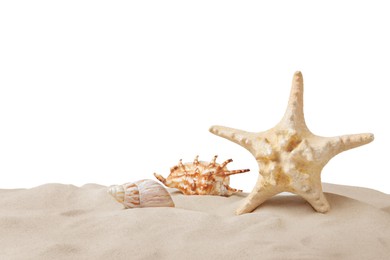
[219,158,233,169]
[209,155,218,167]
[178,159,185,170]
[193,155,200,165]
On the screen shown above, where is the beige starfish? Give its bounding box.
[209,71,374,215]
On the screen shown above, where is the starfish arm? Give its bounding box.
[298,190,330,213]
[209,125,255,152]
[292,178,330,213]
[236,183,280,215]
[325,133,374,157]
[279,71,309,131]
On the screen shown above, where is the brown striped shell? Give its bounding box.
[108,179,175,208]
[154,155,249,196]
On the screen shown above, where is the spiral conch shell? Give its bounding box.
[108,179,175,209]
[154,155,250,196]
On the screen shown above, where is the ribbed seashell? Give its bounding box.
[108,179,175,208]
[154,155,250,196]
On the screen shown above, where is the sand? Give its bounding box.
[1,183,389,259]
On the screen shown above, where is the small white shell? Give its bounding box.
[108,179,175,208]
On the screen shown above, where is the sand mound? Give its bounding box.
[1,183,389,259]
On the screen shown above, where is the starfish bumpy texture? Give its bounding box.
[210,72,374,215]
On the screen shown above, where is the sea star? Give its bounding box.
[209,71,374,215]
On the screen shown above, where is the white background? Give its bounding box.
[1,1,389,193]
